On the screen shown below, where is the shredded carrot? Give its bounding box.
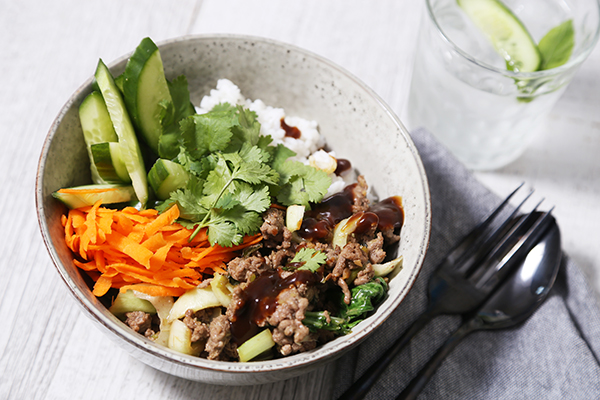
[62,203,262,298]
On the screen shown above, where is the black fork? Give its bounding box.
[338,185,550,400]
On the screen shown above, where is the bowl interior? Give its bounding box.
[36,34,431,384]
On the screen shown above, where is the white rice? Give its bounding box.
[197,79,355,197]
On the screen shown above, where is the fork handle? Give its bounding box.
[396,318,479,400]
[337,311,435,400]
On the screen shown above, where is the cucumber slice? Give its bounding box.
[457,0,541,72]
[90,142,131,184]
[147,159,189,200]
[52,184,135,209]
[123,37,173,155]
[95,59,149,207]
[109,290,157,318]
[238,329,276,362]
[79,91,118,184]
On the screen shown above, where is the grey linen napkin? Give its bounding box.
[332,128,600,399]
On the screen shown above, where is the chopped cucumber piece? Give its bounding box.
[457,0,541,72]
[123,37,173,155]
[95,59,149,207]
[166,286,221,323]
[78,91,118,184]
[109,290,157,318]
[372,256,403,277]
[52,184,135,209]
[168,319,201,356]
[210,273,232,308]
[90,142,131,184]
[238,329,275,362]
[147,159,189,200]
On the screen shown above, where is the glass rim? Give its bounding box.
[425,0,600,78]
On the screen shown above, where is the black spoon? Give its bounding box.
[397,212,562,400]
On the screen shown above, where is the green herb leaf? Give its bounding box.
[290,248,327,272]
[538,19,574,70]
[276,161,331,207]
[340,278,388,319]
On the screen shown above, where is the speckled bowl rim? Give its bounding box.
[36,34,431,378]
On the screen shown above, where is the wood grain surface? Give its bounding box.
[1,1,599,399]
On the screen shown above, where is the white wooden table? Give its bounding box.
[1,1,599,398]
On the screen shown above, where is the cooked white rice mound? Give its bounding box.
[197,79,354,196]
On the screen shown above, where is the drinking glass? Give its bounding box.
[407,0,600,170]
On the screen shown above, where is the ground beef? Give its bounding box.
[367,232,386,264]
[205,314,237,361]
[183,309,212,343]
[260,208,286,247]
[265,248,296,270]
[353,263,374,286]
[227,253,269,282]
[266,286,317,356]
[330,242,370,303]
[352,175,370,213]
[124,311,152,335]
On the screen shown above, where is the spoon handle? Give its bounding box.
[338,310,435,400]
[396,318,479,400]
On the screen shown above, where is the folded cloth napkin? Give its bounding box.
[332,128,600,399]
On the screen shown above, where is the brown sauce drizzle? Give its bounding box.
[280,118,301,139]
[298,184,404,241]
[370,196,404,231]
[334,158,352,176]
[230,270,318,345]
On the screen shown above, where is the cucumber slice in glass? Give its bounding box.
[90,142,132,184]
[95,59,149,207]
[457,0,541,72]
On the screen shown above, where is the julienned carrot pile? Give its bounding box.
[61,201,262,298]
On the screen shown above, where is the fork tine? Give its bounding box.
[476,208,555,290]
[470,199,553,289]
[446,183,524,266]
[455,188,533,274]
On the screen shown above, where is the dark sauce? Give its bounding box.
[298,184,404,241]
[334,158,352,176]
[297,184,357,240]
[230,269,318,344]
[280,118,301,139]
[370,196,404,231]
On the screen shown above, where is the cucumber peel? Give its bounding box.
[148,158,189,200]
[123,37,173,155]
[95,59,149,207]
[91,142,131,184]
[52,184,135,209]
[457,0,541,72]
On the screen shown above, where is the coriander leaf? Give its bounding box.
[539,19,574,70]
[290,248,327,272]
[233,105,261,145]
[257,134,274,150]
[215,193,240,210]
[211,102,237,113]
[157,76,196,159]
[234,161,279,186]
[167,75,196,122]
[269,144,296,173]
[181,112,236,158]
[207,220,241,247]
[235,184,271,213]
[238,142,270,164]
[276,161,331,206]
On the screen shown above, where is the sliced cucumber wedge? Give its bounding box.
[90,142,131,184]
[109,290,157,318]
[457,0,541,72]
[79,91,118,184]
[52,184,135,209]
[148,158,189,200]
[95,59,149,207]
[123,37,173,155]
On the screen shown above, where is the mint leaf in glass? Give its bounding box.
[538,19,574,70]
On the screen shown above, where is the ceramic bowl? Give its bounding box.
[36,34,431,385]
